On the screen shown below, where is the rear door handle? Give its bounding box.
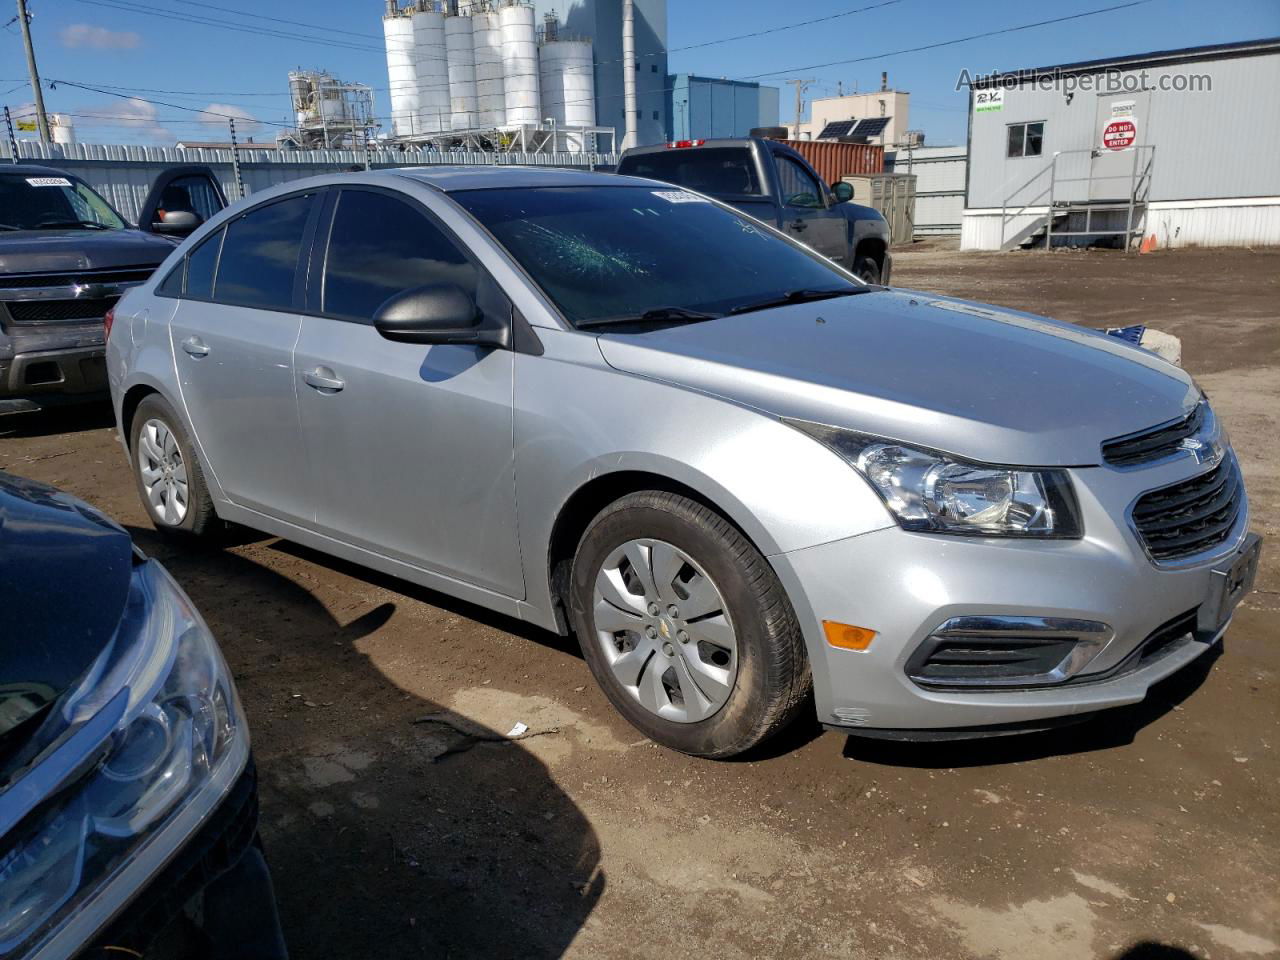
[789,219,808,231]
[303,367,345,393]
[181,336,209,358]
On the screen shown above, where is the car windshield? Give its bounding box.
[0,173,127,232]
[451,185,858,327]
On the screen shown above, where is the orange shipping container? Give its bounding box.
[781,139,883,183]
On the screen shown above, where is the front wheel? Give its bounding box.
[129,394,219,538]
[569,491,811,758]
[852,254,882,284]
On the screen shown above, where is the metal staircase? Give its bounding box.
[999,146,1155,252]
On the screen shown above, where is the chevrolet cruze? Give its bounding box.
[105,167,1260,758]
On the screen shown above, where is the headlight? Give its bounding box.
[0,559,245,956]
[786,420,1083,538]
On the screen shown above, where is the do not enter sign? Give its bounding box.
[1102,119,1137,151]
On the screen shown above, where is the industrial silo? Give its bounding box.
[412,4,451,135]
[472,9,506,128]
[383,8,418,138]
[499,2,540,127]
[445,13,478,129]
[539,38,595,149]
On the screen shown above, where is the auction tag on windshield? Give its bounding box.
[652,189,708,204]
[26,177,72,187]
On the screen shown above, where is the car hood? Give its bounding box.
[0,472,134,749]
[595,289,1198,467]
[0,228,174,275]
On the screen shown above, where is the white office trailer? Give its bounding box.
[962,38,1280,251]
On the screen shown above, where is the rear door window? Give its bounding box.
[619,148,761,196]
[214,194,313,311]
[183,228,223,300]
[321,189,478,323]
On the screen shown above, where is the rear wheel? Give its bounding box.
[129,394,218,538]
[569,491,811,758]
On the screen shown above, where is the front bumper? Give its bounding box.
[0,322,108,399]
[773,457,1255,734]
[82,757,287,960]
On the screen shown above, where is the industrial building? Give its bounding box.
[962,37,1280,250]
[791,81,910,147]
[666,75,778,141]
[278,71,376,149]
[381,0,667,152]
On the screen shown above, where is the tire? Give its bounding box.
[569,491,811,758]
[852,254,882,285]
[129,394,219,538]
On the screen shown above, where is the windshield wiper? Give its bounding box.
[577,306,720,330]
[727,287,868,316]
[33,219,111,231]
[0,224,21,231]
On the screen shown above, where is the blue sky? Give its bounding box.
[3,0,1276,146]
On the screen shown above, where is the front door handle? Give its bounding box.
[303,367,345,393]
[789,219,808,231]
[181,336,209,358]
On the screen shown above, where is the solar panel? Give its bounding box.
[816,120,855,140]
[852,117,891,138]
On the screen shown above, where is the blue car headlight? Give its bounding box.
[0,559,246,956]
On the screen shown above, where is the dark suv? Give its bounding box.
[0,165,224,413]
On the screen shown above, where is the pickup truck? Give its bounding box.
[0,164,225,413]
[617,137,892,284]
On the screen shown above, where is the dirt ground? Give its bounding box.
[3,244,1277,960]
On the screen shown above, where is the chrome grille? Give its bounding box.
[1131,459,1243,563]
[0,266,154,290]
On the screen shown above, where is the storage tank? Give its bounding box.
[539,39,595,149]
[412,5,451,135]
[499,2,539,127]
[472,10,506,128]
[49,113,75,145]
[383,10,418,138]
[445,14,478,130]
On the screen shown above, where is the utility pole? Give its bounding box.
[786,78,814,137]
[15,0,51,144]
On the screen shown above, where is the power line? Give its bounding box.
[68,0,386,54]
[669,0,903,54]
[150,0,383,41]
[742,0,1155,78]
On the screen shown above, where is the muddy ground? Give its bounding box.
[3,244,1277,959]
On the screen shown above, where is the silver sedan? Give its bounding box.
[106,167,1259,757]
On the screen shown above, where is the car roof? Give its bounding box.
[389,165,655,192]
[1,163,83,178]
[620,138,762,157]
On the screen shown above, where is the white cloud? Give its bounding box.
[59,23,142,50]
[77,98,171,144]
[199,103,261,136]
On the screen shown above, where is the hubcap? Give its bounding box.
[591,538,738,724]
[137,418,189,526]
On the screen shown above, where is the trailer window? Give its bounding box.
[1007,122,1044,158]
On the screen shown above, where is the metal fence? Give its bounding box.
[1,140,619,223]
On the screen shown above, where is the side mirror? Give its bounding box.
[831,181,854,203]
[373,284,509,348]
[150,209,202,236]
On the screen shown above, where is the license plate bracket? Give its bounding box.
[1197,533,1262,635]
